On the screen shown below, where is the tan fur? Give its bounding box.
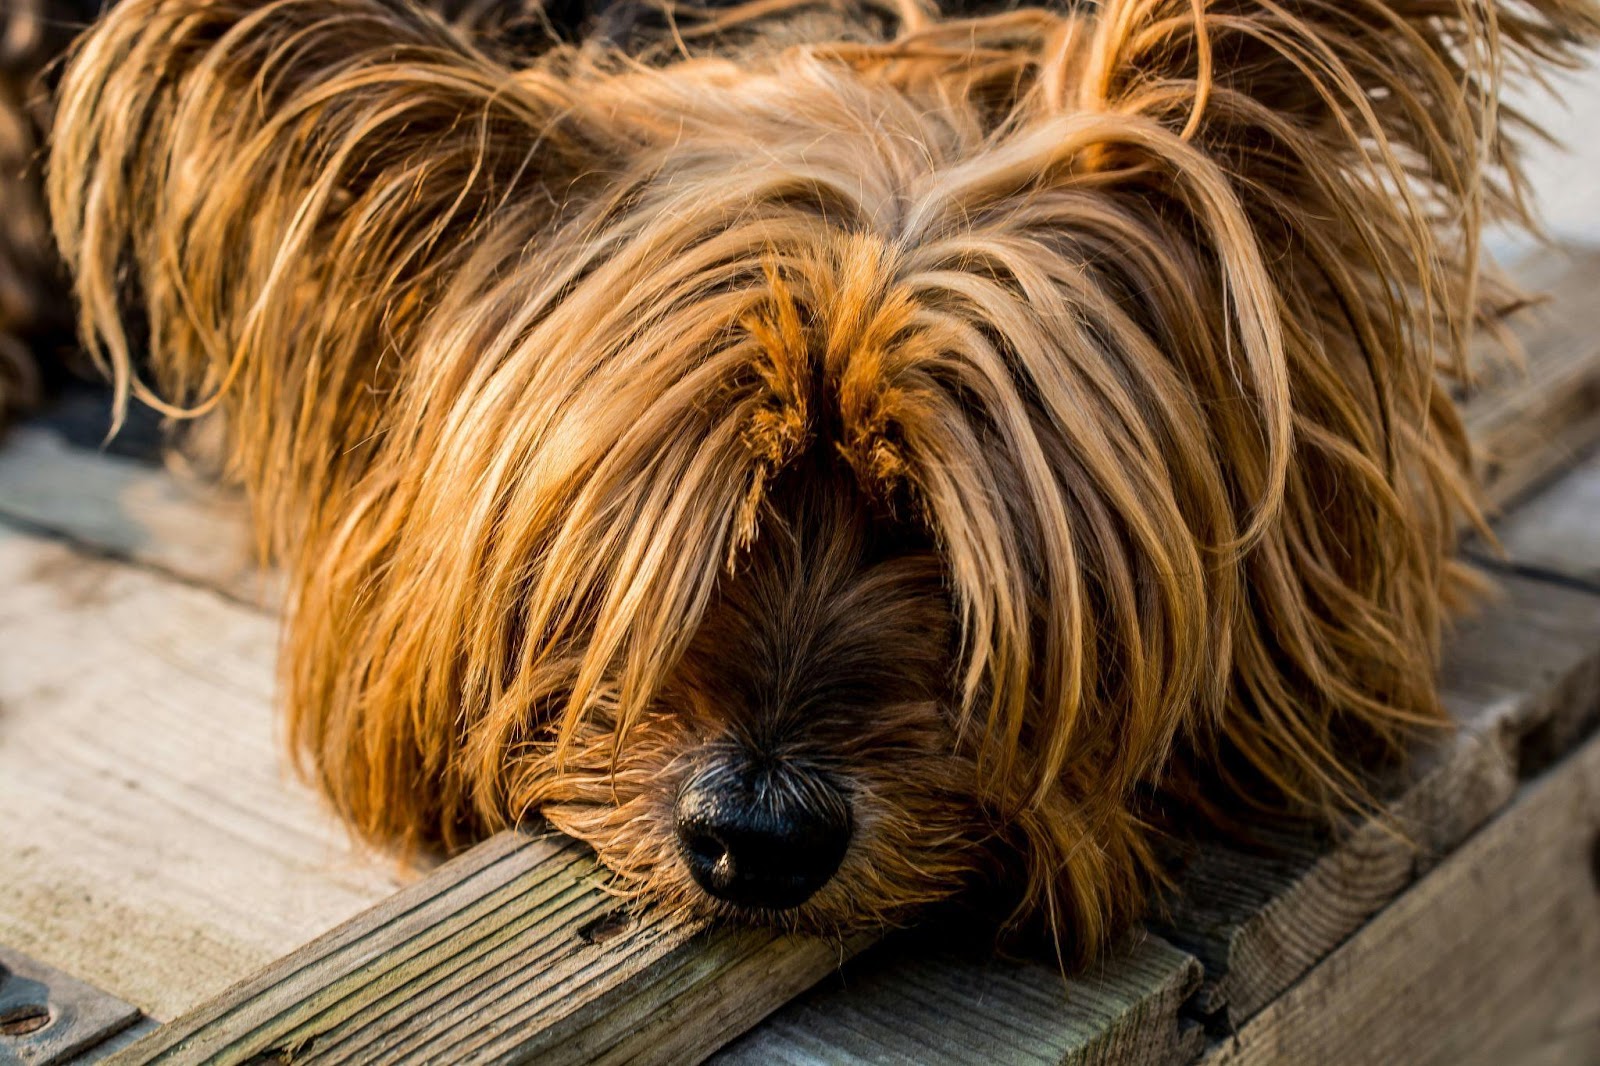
[49,0,1599,960]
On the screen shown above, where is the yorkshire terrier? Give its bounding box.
[45,0,1598,960]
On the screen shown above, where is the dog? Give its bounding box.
[46,0,1598,960]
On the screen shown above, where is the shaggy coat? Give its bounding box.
[49,0,1599,958]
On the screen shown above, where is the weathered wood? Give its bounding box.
[0,424,269,607]
[105,830,870,1066]
[0,527,405,1020]
[1201,728,1600,1066]
[1464,245,1600,511]
[1476,446,1600,591]
[0,946,145,1065]
[712,933,1203,1066]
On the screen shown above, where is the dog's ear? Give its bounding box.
[1071,0,1597,348]
[49,0,621,535]
[1035,0,1600,805]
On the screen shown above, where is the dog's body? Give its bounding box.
[45,0,1599,958]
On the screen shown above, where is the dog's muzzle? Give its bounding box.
[673,753,851,910]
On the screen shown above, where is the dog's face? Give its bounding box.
[540,466,983,930]
[405,63,1250,938]
[272,59,1206,942]
[53,0,1593,959]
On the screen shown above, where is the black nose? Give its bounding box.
[674,757,852,910]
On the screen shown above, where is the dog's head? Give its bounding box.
[52,0,1596,955]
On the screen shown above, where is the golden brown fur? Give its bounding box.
[0,0,568,424]
[48,0,1599,959]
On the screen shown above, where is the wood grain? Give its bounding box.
[711,933,1203,1066]
[1201,729,1600,1066]
[104,830,872,1066]
[0,424,270,607]
[1158,569,1600,1024]
[1477,447,1600,591]
[0,527,406,1021]
[1464,245,1600,512]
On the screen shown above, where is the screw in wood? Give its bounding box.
[0,1004,51,1038]
[0,965,53,1038]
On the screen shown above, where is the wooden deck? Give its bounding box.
[3,67,1600,1066]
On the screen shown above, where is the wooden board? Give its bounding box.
[103,831,873,1066]
[711,934,1203,1066]
[0,424,268,607]
[1464,245,1600,511]
[0,527,406,1021]
[1476,446,1600,591]
[1201,728,1600,1066]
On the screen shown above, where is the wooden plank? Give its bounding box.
[0,526,406,1021]
[0,946,145,1065]
[1200,728,1600,1066]
[1476,446,1600,591]
[711,933,1203,1066]
[0,423,270,607]
[103,829,871,1066]
[1464,245,1600,511]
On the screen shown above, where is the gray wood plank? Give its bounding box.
[0,527,407,1020]
[1477,447,1600,592]
[711,934,1203,1066]
[104,830,872,1066]
[1464,245,1600,512]
[0,423,271,607]
[0,947,145,1066]
[1200,728,1600,1066]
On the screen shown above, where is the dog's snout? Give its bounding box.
[674,758,851,910]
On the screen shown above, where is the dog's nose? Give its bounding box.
[674,758,851,910]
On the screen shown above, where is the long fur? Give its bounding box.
[49,0,1599,959]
